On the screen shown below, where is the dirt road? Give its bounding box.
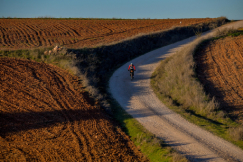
[109,20,243,162]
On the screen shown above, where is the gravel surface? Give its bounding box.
[109,20,243,162]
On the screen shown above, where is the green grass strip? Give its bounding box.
[108,98,187,162]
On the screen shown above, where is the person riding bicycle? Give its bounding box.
[128,63,136,78]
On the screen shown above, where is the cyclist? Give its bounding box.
[128,63,136,78]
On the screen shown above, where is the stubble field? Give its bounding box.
[0,18,213,50]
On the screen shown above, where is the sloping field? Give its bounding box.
[196,35,243,122]
[0,58,148,161]
[0,18,213,50]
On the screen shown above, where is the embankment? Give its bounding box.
[69,17,228,113]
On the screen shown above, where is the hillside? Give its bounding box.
[195,34,243,122]
[0,58,148,161]
[0,17,228,161]
[0,18,214,50]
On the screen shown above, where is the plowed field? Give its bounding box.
[0,18,213,50]
[196,35,243,122]
[0,58,148,161]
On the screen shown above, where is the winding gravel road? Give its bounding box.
[109,20,243,162]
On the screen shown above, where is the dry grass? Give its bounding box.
[172,153,188,162]
[151,26,243,148]
[215,27,236,37]
[228,126,243,141]
[0,47,80,76]
[152,26,243,120]
[152,36,221,119]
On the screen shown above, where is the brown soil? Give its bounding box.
[0,58,148,161]
[195,35,243,122]
[0,18,213,50]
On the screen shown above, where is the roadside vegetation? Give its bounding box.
[151,28,243,149]
[0,47,80,75]
[0,17,227,161]
[109,99,188,162]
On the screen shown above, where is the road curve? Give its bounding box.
[109,20,243,162]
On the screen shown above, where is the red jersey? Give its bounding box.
[128,65,136,70]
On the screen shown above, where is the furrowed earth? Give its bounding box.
[0,58,148,161]
[196,34,243,122]
[0,18,219,161]
[0,18,213,50]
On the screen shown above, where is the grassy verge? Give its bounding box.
[108,98,187,162]
[151,28,243,149]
